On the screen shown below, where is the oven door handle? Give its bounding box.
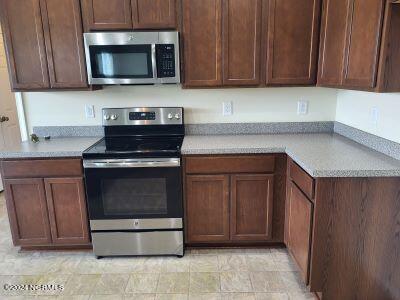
[83,158,180,169]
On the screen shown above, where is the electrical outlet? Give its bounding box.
[297,100,309,115]
[370,106,379,126]
[85,105,95,119]
[223,101,233,116]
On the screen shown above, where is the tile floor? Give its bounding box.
[0,192,316,300]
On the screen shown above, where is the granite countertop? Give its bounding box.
[1,133,400,177]
[182,133,400,177]
[0,137,101,159]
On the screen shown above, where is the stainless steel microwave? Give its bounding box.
[83,31,180,85]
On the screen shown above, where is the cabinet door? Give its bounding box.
[287,182,313,284]
[342,0,385,88]
[44,178,90,245]
[132,0,176,29]
[222,0,261,86]
[183,0,222,87]
[266,0,321,85]
[40,0,88,88]
[317,0,349,86]
[4,178,52,246]
[81,0,133,31]
[0,0,50,90]
[186,175,230,242]
[230,174,274,241]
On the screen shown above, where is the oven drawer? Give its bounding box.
[92,231,184,256]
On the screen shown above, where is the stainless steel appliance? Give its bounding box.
[84,32,180,85]
[83,107,184,258]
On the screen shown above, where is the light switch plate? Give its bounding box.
[85,105,95,119]
[297,100,309,115]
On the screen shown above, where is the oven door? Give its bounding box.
[84,158,183,229]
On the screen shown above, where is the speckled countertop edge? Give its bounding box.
[181,134,400,178]
[0,137,101,159]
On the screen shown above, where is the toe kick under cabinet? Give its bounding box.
[183,154,287,245]
[1,158,90,249]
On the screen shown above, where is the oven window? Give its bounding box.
[89,45,153,79]
[101,178,167,216]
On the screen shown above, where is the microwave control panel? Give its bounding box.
[156,44,176,78]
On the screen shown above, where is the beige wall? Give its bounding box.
[23,86,338,133]
[336,90,400,143]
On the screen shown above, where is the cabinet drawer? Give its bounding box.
[185,155,275,174]
[289,159,314,199]
[1,159,83,178]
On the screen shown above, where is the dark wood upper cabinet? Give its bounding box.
[266,0,321,85]
[287,181,313,284]
[186,175,230,243]
[45,178,90,245]
[132,0,176,29]
[342,0,385,89]
[222,0,261,86]
[317,0,349,86]
[81,0,133,31]
[182,0,222,87]
[4,178,52,246]
[0,0,50,90]
[230,174,274,241]
[318,0,400,92]
[40,0,88,88]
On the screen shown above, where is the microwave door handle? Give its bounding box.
[152,44,158,80]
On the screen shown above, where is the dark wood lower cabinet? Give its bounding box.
[230,174,274,241]
[286,181,313,284]
[4,178,52,246]
[1,159,90,248]
[186,175,230,242]
[45,178,90,245]
[184,155,279,244]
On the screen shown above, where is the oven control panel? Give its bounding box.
[129,111,156,121]
[103,107,183,126]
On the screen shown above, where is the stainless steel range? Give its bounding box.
[83,107,184,258]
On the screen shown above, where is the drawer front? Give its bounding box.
[1,159,83,178]
[185,155,276,174]
[289,159,314,199]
